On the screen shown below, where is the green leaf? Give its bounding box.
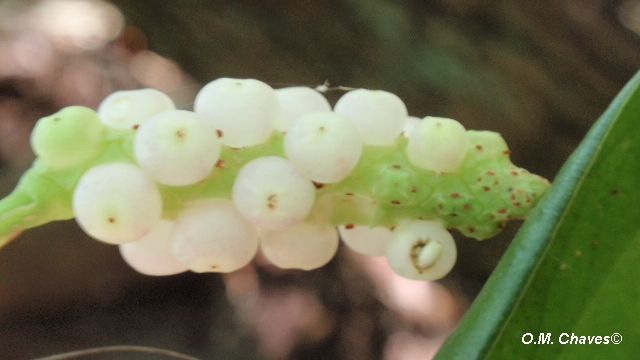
[435,70,640,359]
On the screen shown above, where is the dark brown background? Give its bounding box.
[1,0,639,359]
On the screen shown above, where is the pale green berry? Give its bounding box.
[172,199,259,273]
[334,89,408,145]
[406,116,469,173]
[98,88,175,130]
[386,220,457,281]
[232,156,316,230]
[134,110,221,186]
[73,163,163,245]
[119,219,188,276]
[284,111,362,183]
[30,106,104,168]
[260,222,339,270]
[194,78,280,147]
[339,225,391,256]
[274,86,331,131]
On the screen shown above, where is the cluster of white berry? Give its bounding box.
[31,78,478,281]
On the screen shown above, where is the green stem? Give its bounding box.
[0,128,550,248]
[0,169,74,247]
[0,190,34,247]
[0,189,34,226]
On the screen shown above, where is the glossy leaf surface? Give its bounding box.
[435,71,640,358]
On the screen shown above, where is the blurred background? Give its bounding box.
[0,0,639,359]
